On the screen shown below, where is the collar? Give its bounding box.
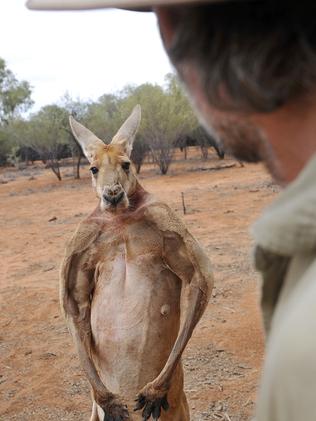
[252,153,316,256]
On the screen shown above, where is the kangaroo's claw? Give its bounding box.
[134,393,169,420]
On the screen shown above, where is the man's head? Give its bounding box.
[154,2,316,183]
[158,2,316,113]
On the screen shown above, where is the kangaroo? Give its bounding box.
[60,105,214,421]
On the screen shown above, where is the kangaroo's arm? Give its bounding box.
[60,220,129,420]
[156,229,213,390]
[135,203,214,418]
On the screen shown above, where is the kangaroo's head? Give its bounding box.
[69,105,141,213]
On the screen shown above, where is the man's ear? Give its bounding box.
[111,104,141,157]
[69,116,105,163]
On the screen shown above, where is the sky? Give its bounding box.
[1,1,173,112]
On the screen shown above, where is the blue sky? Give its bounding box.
[1,1,173,111]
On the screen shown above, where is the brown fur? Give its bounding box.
[96,144,125,163]
[62,108,214,420]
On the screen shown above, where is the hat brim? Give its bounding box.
[26,0,220,11]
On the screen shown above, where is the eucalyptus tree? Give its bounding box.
[0,58,33,124]
[118,77,196,175]
[59,93,91,178]
[27,105,69,180]
[0,58,33,164]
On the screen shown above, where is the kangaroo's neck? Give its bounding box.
[128,181,149,209]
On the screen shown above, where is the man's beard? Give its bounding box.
[212,117,264,163]
[205,115,285,185]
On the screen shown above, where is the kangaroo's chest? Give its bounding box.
[90,218,180,328]
[90,219,181,377]
[90,219,177,309]
[92,220,163,274]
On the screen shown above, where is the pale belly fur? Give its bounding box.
[90,251,182,401]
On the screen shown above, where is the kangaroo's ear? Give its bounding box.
[69,116,105,163]
[111,104,141,157]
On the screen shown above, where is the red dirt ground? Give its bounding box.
[0,149,279,421]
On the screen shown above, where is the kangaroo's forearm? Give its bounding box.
[67,316,112,400]
[154,281,209,390]
[61,255,112,402]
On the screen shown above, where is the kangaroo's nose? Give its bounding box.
[103,184,124,205]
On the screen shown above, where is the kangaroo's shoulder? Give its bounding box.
[143,199,187,237]
[64,207,104,258]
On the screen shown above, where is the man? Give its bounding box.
[27,1,316,420]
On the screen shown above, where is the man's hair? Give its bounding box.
[168,1,316,112]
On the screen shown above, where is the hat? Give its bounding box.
[26,0,225,11]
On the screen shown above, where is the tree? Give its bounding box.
[59,93,90,179]
[0,72,225,174]
[16,146,40,165]
[130,134,150,174]
[0,58,33,164]
[118,76,197,175]
[192,126,225,160]
[26,105,69,180]
[119,83,171,174]
[4,118,33,168]
[175,133,195,160]
[84,94,121,141]
[0,127,11,165]
[0,58,33,124]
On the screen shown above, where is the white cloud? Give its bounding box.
[1,1,173,111]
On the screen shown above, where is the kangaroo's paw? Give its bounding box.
[134,392,169,421]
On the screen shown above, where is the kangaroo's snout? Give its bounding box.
[103,184,124,206]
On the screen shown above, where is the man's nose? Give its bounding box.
[103,184,124,205]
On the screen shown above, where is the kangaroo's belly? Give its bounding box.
[90,253,181,396]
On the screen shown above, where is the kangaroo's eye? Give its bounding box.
[121,162,130,172]
[90,166,99,175]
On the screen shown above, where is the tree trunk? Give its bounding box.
[75,155,81,179]
[160,160,169,175]
[201,146,208,160]
[50,160,62,181]
[25,149,29,166]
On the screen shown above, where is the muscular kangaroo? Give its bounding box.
[60,105,214,421]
